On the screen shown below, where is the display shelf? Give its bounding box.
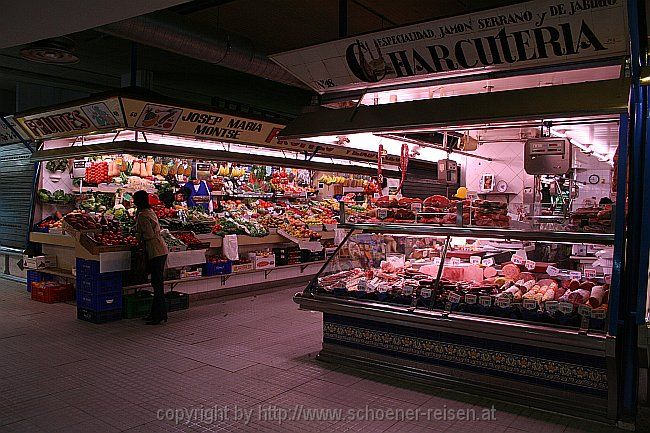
[29,232,76,247]
[477,191,518,204]
[36,267,74,279]
[339,222,615,245]
[123,260,326,291]
[196,231,335,248]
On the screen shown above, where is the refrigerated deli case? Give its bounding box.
[294,222,617,420]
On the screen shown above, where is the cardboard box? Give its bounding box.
[248,253,275,270]
[232,262,254,273]
[23,255,56,270]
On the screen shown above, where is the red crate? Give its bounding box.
[31,282,74,304]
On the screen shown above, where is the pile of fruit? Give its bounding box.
[172,232,202,246]
[84,161,111,185]
[64,212,101,230]
[91,231,139,247]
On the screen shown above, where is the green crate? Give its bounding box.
[122,291,154,319]
[166,291,189,311]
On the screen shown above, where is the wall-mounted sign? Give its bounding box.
[0,116,29,146]
[271,0,628,93]
[121,98,403,165]
[15,98,123,140]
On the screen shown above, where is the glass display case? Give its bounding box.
[306,222,614,332]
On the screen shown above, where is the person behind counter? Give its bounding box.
[183,178,213,212]
[133,190,169,325]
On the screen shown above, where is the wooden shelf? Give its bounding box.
[29,232,75,248]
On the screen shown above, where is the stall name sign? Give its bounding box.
[271,0,628,93]
[122,99,403,165]
[15,99,123,140]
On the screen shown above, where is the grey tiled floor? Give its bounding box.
[0,280,625,432]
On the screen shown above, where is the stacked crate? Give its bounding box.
[75,258,122,324]
[26,270,52,292]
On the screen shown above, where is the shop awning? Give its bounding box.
[29,140,403,178]
[279,79,630,139]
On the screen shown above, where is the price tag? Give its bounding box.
[523,299,538,310]
[604,274,612,285]
[448,292,462,304]
[402,285,414,296]
[420,288,432,298]
[411,202,422,212]
[546,266,559,276]
[465,293,477,304]
[496,297,511,307]
[584,268,597,279]
[433,257,442,265]
[525,260,536,271]
[545,301,559,314]
[479,295,492,307]
[373,193,380,199]
[357,279,367,292]
[470,256,481,265]
[511,254,525,265]
[377,285,389,293]
[482,257,495,267]
[591,308,607,319]
[578,305,592,317]
[559,302,574,314]
[450,257,461,265]
[377,209,388,220]
[569,271,582,280]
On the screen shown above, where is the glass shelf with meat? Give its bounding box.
[306,230,613,332]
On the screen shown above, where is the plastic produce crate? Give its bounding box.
[26,270,52,292]
[76,290,122,312]
[31,283,74,303]
[122,291,154,319]
[165,291,189,311]
[300,249,325,263]
[203,260,232,276]
[77,307,122,324]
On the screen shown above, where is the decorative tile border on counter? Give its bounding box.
[323,314,607,396]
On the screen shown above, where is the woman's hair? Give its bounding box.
[133,190,151,209]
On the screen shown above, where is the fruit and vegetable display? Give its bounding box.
[88,231,139,247]
[45,159,68,173]
[63,211,102,231]
[38,189,75,204]
[315,235,611,330]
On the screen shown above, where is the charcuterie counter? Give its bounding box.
[294,222,618,421]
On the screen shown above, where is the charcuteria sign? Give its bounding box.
[270,0,628,93]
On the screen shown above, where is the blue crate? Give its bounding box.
[76,258,100,276]
[203,261,232,276]
[77,307,122,324]
[76,274,122,294]
[77,289,122,312]
[26,270,52,292]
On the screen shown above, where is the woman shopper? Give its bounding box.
[133,190,169,325]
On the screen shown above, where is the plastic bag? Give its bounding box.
[223,234,239,261]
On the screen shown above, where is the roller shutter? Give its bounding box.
[0,144,34,249]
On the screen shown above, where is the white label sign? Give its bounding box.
[545,301,559,314]
[559,302,574,314]
[448,292,462,303]
[546,265,559,276]
[433,257,442,265]
[479,295,492,307]
[584,268,597,279]
[470,255,481,265]
[578,304,593,317]
[450,257,461,265]
[420,288,432,298]
[569,271,583,280]
[496,297,511,307]
[525,260,536,271]
[377,209,388,219]
[411,202,422,212]
[465,293,477,304]
[402,285,415,296]
[591,308,607,319]
[511,254,525,265]
[482,257,494,267]
[523,299,537,310]
[271,0,629,94]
